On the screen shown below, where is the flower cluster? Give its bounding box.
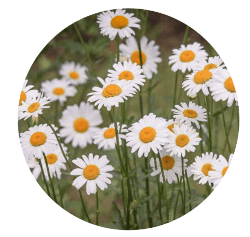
[18,8,238,229]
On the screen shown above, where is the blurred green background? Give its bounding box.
[18,9,239,229]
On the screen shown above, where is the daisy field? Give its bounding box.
[18,9,239,230]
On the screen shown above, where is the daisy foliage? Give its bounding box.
[18,9,238,229]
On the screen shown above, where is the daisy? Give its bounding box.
[97,9,140,41]
[93,123,128,150]
[41,78,77,105]
[18,93,50,120]
[20,124,59,161]
[194,56,225,72]
[182,67,219,96]
[107,61,146,90]
[119,36,162,79]
[27,157,41,180]
[189,152,219,185]
[169,42,208,73]
[209,154,233,189]
[41,144,68,180]
[70,153,114,195]
[87,77,136,111]
[59,61,88,85]
[164,123,201,157]
[19,79,39,106]
[150,149,187,184]
[208,69,238,107]
[172,101,207,129]
[126,113,169,158]
[166,118,182,133]
[59,102,103,148]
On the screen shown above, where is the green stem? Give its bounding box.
[147,80,152,113]
[174,175,181,219]
[205,96,212,151]
[43,152,58,204]
[38,159,51,197]
[56,174,64,208]
[78,190,91,223]
[96,191,99,225]
[182,26,190,45]
[54,100,59,128]
[39,114,72,170]
[236,104,239,131]
[221,102,232,153]
[172,72,179,116]
[181,157,186,215]
[116,35,120,62]
[185,170,192,212]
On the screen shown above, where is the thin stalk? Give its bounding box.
[56,174,64,208]
[174,175,181,219]
[116,35,120,62]
[43,152,58,204]
[185,170,192,212]
[147,80,152,113]
[39,114,72,170]
[206,183,212,196]
[38,159,51,197]
[54,100,59,127]
[221,102,232,153]
[27,119,30,128]
[236,104,239,131]
[172,72,179,116]
[96,191,99,225]
[73,23,97,79]
[182,26,190,45]
[78,190,91,223]
[181,157,186,215]
[205,96,212,151]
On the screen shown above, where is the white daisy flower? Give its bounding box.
[209,154,233,189]
[107,61,146,91]
[182,67,220,96]
[172,101,207,129]
[126,113,169,158]
[164,123,201,157]
[97,9,140,41]
[208,69,238,107]
[169,42,208,73]
[18,93,50,120]
[119,36,162,79]
[41,78,77,105]
[27,157,41,180]
[59,61,88,85]
[20,124,59,161]
[19,79,39,106]
[189,152,219,185]
[41,144,68,181]
[59,102,103,148]
[194,56,225,72]
[87,77,136,111]
[93,123,128,150]
[150,149,187,184]
[70,153,114,195]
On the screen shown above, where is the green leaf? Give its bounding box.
[112,200,124,230]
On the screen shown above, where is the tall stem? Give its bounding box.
[54,100,59,127]
[56,174,64,208]
[185,170,192,212]
[221,102,232,153]
[181,157,186,215]
[96,191,99,225]
[38,159,51,197]
[78,190,91,223]
[205,96,212,151]
[172,72,179,116]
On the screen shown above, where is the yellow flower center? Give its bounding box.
[180,50,195,62]
[176,134,189,147]
[53,87,65,95]
[28,102,40,113]
[119,71,134,81]
[131,50,147,65]
[193,70,212,84]
[222,166,229,176]
[161,155,175,170]
[83,165,100,180]
[69,71,79,80]
[204,63,217,71]
[139,127,156,143]
[201,163,214,176]
[46,153,58,165]
[30,132,47,147]
[183,109,198,118]
[167,123,175,133]
[224,77,236,92]
[102,84,122,98]
[73,118,89,133]
[111,15,129,29]
[19,91,27,105]
[103,128,116,139]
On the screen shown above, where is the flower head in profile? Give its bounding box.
[59,102,103,148]
[87,77,136,111]
[19,79,39,106]
[70,154,114,195]
[119,36,162,79]
[169,42,208,73]
[208,69,237,107]
[194,56,225,72]
[126,113,169,158]
[97,9,140,40]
